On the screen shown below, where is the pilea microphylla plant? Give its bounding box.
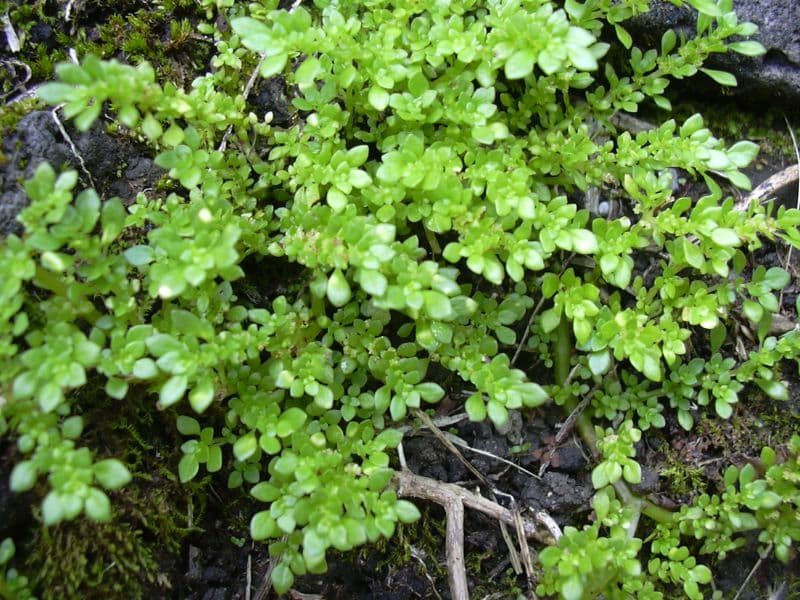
[2,0,800,596]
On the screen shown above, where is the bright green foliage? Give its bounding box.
[0,539,35,600]
[2,0,800,596]
[592,420,643,489]
[537,523,645,599]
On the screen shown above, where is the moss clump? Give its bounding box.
[25,519,161,600]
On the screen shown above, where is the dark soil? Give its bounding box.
[1,2,800,600]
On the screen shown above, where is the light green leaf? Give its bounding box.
[465,393,487,421]
[276,407,307,437]
[700,67,737,86]
[94,459,132,490]
[189,378,215,414]
[727,41,766,57]
[395,500,421,523]
[10,461,37,492]
[710,228,741,247]
[159,375,188,407]
[251,510,278,540]
[233,433,258,462]
[271,562,295,595]
[571,229,599,254]
[505,49,536,79]
[178,454,199,482]
[327,269,352,307]
[368,86,390,111]
[423,290,453,320]
[84,488,112,522]
[260,53,288,77]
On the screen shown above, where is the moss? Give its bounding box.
[25,518,162,600]
[658,442,708,499]
[3,0,213,92]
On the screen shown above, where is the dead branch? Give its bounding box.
[735,164,800,211]
[393,470,555,546]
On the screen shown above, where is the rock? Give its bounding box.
[626,0,800,108]
[0,110,163,236]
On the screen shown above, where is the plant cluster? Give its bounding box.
[2,0,800,596]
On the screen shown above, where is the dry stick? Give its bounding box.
[511,295,546,366]
[245,554,252,600]
[737,164,800,212]
[218,52,267,152]
[51,106,96,189]
[731,543,772,600]
[444,494,469,600]
[777,116,800,310]
[413,409,524,576]
[393,470,554,545]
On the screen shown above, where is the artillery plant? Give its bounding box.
[2,0,800,596]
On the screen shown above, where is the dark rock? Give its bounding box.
[522,471,592,523]
[0,110,164,236]
[552,444,588,473]
[630,466,661,495]
[200,588,227,600]
[29,23,56,49]
[626,0,800,108]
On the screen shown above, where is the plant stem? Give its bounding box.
[552,317,674,526]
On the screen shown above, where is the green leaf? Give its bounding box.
[62,415,84,440]
[159,375,188,408]
[295,56,321,86]
[686,0,722,16]
[84,488,111,522]
[710,228,741,247]
[327,269,352,307]
[251,510,278,540]
[571,229,598,254]
[231,17,280,54]
[763,267,790,289]
[189,378,215,414]
[505,49,536,79]
[234,433,258,461]
[276,407,307,437]
[37,82,75,104]
[417,382,445,403]
[271,562,295,595]
[423,290,453,320]
[465,393,487,421]
[177,415,201,436]
[757,379,788,401]
[487,400,508,429]
[395,500,421,523]
[368,86,390,111]
[94,459,132,490]
[101,198,126,243]
[124,245,155,266]
[260,53,289,77]
[359,269,388,296]
[727,41,766,57]
[178,454,199,482]
[700,68,737,86]
[10,460,37,492]
[562,576,584,600]
[615,25,633,49]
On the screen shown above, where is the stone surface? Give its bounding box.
[627,0,800,108]
[0,110,163,236]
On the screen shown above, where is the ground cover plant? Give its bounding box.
[2,0,800,597]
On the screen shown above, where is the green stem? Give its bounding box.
[552,317,674,527]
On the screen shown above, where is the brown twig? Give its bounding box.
[393,470,554,545]
[736,164,799,211]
